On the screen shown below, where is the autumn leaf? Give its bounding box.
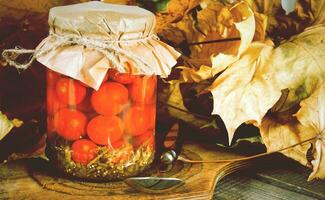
[170,1,266,84]
[209,26,325,145]
[175,65,214,82]
[210,1,256,74]
[260,117,313,167]
[0,111,23,141]
[269,26,325,113]
[245,0,325,42]
[296,83,325,180]
[210,42,278,144]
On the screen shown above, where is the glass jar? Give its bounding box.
[46,69,156,180]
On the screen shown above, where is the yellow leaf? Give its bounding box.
[210,26,325,145]
[210,42,277,144]
[0,111,23,141]
[296,83,325,180]
[269,26,325,112]
[177,65,214,83]
[211,1,256,74]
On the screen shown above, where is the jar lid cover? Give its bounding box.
[49,2,155,41]
[34,2,180,90]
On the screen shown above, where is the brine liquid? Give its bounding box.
[46,69,156,180]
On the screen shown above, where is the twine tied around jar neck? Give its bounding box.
[1,32,159,74]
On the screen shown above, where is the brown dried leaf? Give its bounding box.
[246,0,325,42]
[296,84,325,180]
[173,1,265,84]
[260,116,313,166]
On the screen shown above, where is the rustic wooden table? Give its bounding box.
[1,142,324,200]
[213,155,325,200]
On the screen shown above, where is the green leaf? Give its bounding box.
[155,0,170,12]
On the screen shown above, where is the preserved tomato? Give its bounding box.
[71,139,98,165]
[91,82,128,115]
[128,76,156,105]
[124,105,155,136]
[46,71,157,180]
[54,108,87,141]
[87,115,124,145]
[55,78,87,105]
[107,69,136,84]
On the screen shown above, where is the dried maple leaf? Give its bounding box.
[176,65,214,82]
[269,26,325,113]
[245,0,325,42]
[210,42,278,144]
[210,26,325,145]
[210,1,256,74]
[260,117,313,167]
[172,1,266,84]
[296,83,325,180]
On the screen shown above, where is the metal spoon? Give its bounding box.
[124,122,185,193]
[124,177,184,194]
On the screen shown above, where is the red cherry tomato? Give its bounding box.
[55,77,87,105]
[128,76,156,105]
[107,69,136,84]
[71,139,98,165]
[124,105,155,136]
[133,130,154,149]
[91,82,128,115]
[87,115,124,145]
[54,108,87,141]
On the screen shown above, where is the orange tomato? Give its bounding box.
[91,82,128,115]
[54,108,87,141]
[87,115,124,145]
[133,130,154,149]
[71,139,98,165]
[124,105,155,136]
[55,77,87,105]
[128,76,156,105]
[107,69,136,84]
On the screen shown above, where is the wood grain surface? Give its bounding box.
[0,142,246,200]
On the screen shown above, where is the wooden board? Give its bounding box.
[0,142,246,200]
[213,154,325,200]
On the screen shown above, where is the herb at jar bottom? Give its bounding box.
[48,136,155,181]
